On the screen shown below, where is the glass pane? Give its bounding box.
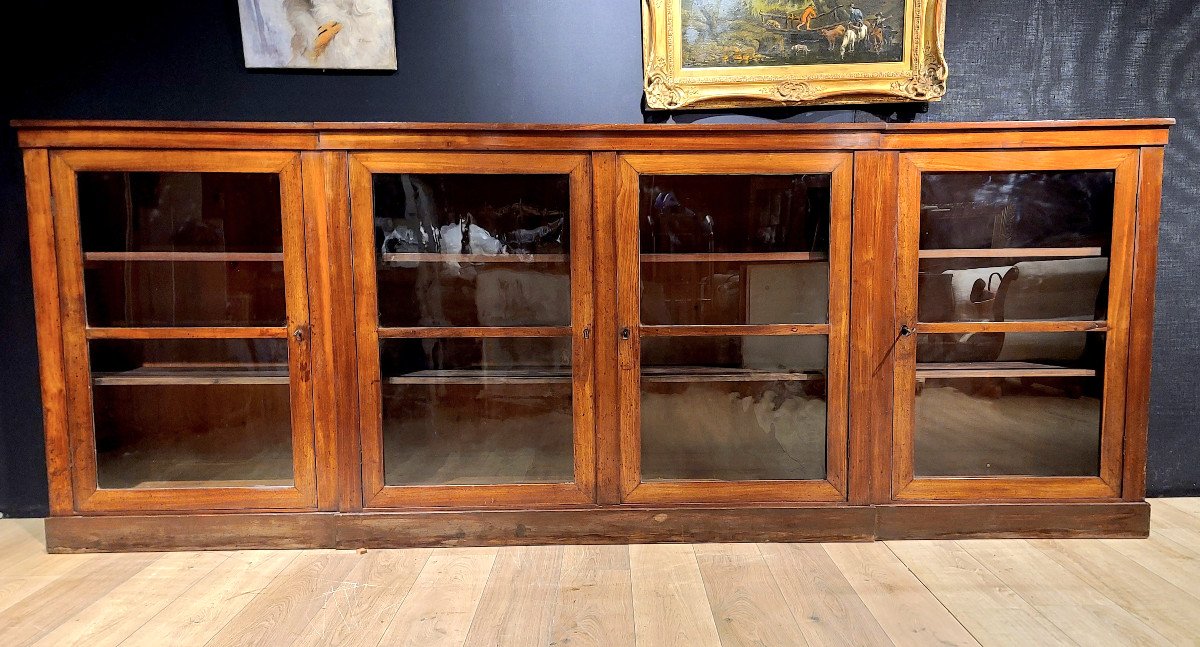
[372,174,571,327]
[377,262,569,327]
[89,338,293,489]
[641,335,828,481]
[920,171,1115,251]
[84,260,286,327]
[380,337,573,485]
[918,171,1115,324]
[78,172,282,253]
[639,174,831,325]
[639,175,831,254]
[914,332,1105,477]
[918,256,1109,323]
[642,261,829,326]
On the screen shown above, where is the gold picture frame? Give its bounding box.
[642,0,947,110]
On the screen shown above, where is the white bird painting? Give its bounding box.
[237,0,397,70]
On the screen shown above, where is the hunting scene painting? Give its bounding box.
[681,0,906,67]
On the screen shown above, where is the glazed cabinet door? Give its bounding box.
[48,150,317,512]
[614,153,852,504]
[350,153,595,508]
[892,149,1140,500]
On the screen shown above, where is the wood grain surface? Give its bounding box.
[0,507,1199,645]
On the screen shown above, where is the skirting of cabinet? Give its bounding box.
[43,502,1149,552]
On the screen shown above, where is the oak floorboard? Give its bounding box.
[892,542,1099,647]
[547,545,634,647]
[887,541,1073,646]
[0,546,62,580]
[959,539,1170,646]
[205,550,362,647]
[1146,499,1200,553]
[1032,538,1200,645]
[1101,533,1200,602]
[30,551,228,647]
[759,543,894,647]
[0,552,159,645]
[0,553,100,615]
[0,519,30,546]
[629,543,722,647]
[0,522,50,583]
[0,511,1194,646]
[693,543,811,647]
[463,545,565,647]
[120,550,299,647]
[292,548,432,647]
[0,520,45,564]
[374,547,497,647]
[1157,497,1200,519]
[823,543,980,647]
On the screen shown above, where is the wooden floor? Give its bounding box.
[0,499,1198,646]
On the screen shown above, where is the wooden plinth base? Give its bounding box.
[44,502,1150,553]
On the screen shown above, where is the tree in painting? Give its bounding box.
[681,0,905,67]
[237,0,397,70]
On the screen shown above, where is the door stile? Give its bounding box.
[301,150,358,511]
[27,148,74,515]
[569,156,598,502]
[847,150,900,505]
[591,152,624,505]
[1121,146,1165,502]
[615,157,643,500]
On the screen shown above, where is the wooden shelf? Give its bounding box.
[384,367,822,385]
[641,252,827,263]
[124,479,294,489]
[381,252,567,264]
[92,366,289,385]
[642,367,822,383]
[918,247,1104,260]
[84,252,283,262]
[387,369,570,385]
[916,361,1096,379]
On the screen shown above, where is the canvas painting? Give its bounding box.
[237,0,397,70]
[642,0,947,109]
[682,0,905,67]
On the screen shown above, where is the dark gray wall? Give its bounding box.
[2,1,1196,516]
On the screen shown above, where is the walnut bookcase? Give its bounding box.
[16,118,1171,552]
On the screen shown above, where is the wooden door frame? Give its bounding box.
[348,152,596,509]
[613,152,853,505]
[48,149,318,513]
[891,148,1141,501]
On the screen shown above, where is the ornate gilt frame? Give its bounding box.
[642,0,948,110]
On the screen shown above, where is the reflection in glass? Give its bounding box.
[641,335,828,482]
[917,256,1109,323]
[377,262,570,327]
[914,332,1104,477]
[89,338,293,489]
[372,174,572,327]
[84,261,286,327]
[78,172,283,253]
[637,174,832,326]
[638,175,831,254]
[380,337,574,486]
[642,261,829,326]
[919,171,1114,250]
